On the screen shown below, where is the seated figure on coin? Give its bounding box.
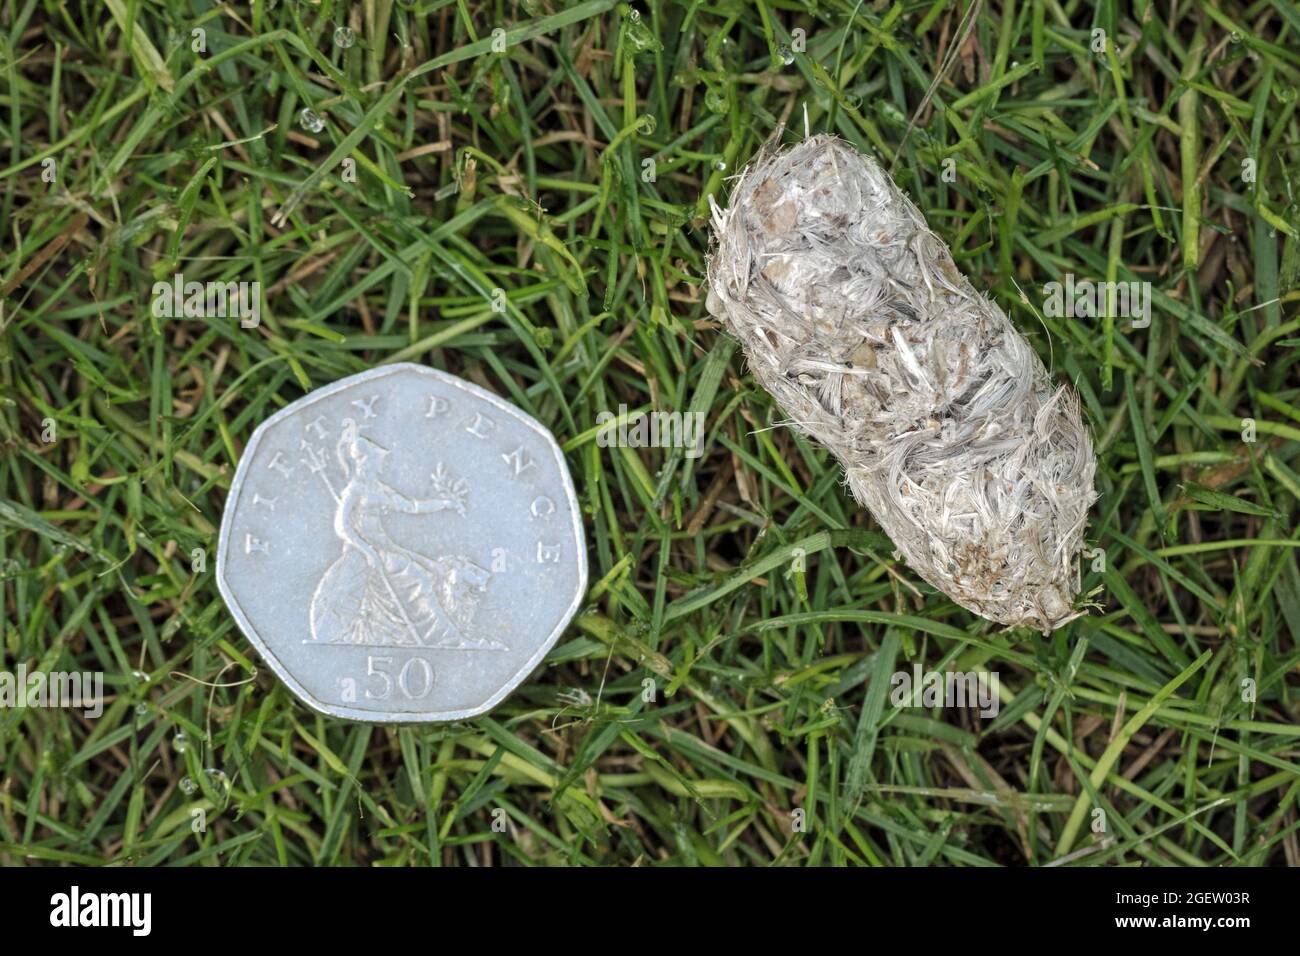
[308,419,501,649]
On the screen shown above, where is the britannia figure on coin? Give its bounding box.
[307,419,502,649]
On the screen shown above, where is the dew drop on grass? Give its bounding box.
[637,113,656,135]
[704,87,727,114]
[625,22,659,53]
[134,703,149,718]
[299,108,325,133]
[777,44,794,65]
[173,731,188,754]
[180,777,197,796]
[714,159,727,171]
[333,27,355,49]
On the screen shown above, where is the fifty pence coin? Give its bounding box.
[216,363,588,722]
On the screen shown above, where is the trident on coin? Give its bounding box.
[300,440,340,502]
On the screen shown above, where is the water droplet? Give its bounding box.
[134,703,149,718]
[704,87,727,114]
[778,44,794,66]
[180,777,197,795]
[205,768,230,792]
[637,113,656,135]
[625,19,660,53]
[173,731,188,754]
[204,768,232,801]
[714,159,727,172]
[628,7,641,21]
[299,108,325,133]
[333,27,355,49]
[132,669,149,684]
[1230,31,1241,43]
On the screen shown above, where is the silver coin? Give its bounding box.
[216,363,587,722]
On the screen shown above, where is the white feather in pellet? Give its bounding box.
[706,135,1097,632]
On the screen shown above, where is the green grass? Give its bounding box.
[0,0,1298,866]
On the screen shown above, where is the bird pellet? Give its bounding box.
[706,135,1097,632]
